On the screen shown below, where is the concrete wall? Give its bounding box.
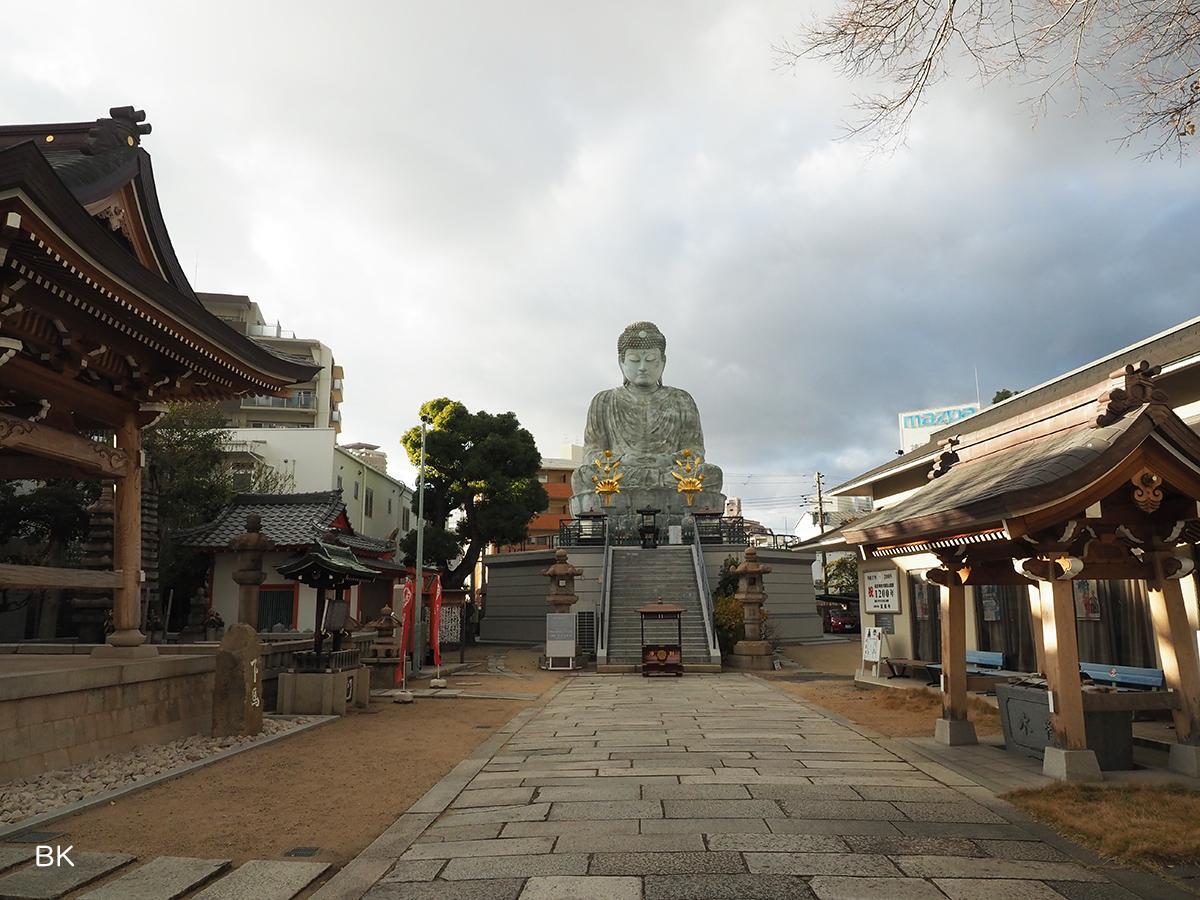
[702,547,821,643]
[480,545,820,645]
[480,548,603,644]
[0,655,215,780]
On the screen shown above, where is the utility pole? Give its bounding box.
[815,472,828,591]
[413,414,431,673]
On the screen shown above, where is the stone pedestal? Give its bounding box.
[1043,746,1103,781]
[277,667,370,716]
[212,623,264,736]
[934,717,978,746]
[1168,743,1200,777]
[727,640,774,670]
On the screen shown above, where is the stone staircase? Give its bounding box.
[602,546,719,671]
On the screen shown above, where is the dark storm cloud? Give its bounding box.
[3,1,1195,530]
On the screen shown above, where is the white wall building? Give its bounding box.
[222,427,413,541]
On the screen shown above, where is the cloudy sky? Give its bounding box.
[4,2,1196,532]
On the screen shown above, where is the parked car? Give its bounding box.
[828,609,860,633]
[817,594,860,633]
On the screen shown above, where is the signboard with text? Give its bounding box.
[863,626,884,663]
[899,402,980,452]
[546,613,577,658]
[864,569,900,614]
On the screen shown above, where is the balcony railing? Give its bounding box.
[242,394,315,410]
[247,322,298,339]
[557,514,750,548]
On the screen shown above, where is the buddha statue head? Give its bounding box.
[617,321,666,391]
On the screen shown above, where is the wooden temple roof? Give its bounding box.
[0,106,319,425]
[841,363,1200,562]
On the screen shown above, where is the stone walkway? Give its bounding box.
[326,674,1188,900]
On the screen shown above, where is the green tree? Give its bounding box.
[826,554,859,596]
[399,398,548,590]
[992,388,1020,404]
[146,402,292,605]
[0,479,98,637]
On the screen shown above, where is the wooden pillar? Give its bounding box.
[1027,584,1046,674]
[1148,557,1200,747]
[108,412,145,649]
[939,583,968,721]
[1037,578,1087,750]
[934,580,976,744]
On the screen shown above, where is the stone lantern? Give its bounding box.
[541,549,583,612]
[230,513,275,630]
[729,546,773,670]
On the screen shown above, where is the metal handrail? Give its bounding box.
[597,522,613,663]
[691,525,721,662]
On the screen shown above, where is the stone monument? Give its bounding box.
[727,546,773,670]
[212,623,264,736]
[570,321,726,535]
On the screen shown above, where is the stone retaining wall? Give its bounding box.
[0,655,215,781]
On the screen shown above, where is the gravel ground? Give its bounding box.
[0,716,315,826]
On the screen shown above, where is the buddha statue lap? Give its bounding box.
[569,321,725,534]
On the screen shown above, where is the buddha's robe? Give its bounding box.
[570,384,723,500]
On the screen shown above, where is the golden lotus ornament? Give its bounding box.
[670,449,705,507]
[592,449,624,508]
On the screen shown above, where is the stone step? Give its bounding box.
[0,848,33,876]
[190,860,329,900]
[80,857,232,900]
[0,852,134,899]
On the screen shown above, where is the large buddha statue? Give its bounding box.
[570,321,725,533]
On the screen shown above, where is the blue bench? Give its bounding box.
[926,650,1006,677]
[1080,662,1164,690]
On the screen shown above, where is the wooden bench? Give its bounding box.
[1080,662,1164,690]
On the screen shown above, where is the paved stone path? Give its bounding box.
[333,674,1185,900]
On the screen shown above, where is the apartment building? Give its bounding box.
[222,427,413,541]
[197,293,344,433]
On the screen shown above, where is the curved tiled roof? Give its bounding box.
[177,491,346,549]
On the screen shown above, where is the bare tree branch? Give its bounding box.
[780,0,1200,157]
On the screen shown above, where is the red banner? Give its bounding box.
[430,574,444,667]
[396,577,416,685]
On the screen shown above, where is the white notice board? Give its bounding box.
[546,613,577,657]
[864,570,900,614]
[862,627,884,663]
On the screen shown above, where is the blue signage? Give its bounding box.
[902,406,979,429]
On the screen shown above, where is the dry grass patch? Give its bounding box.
[1005,782,1200,870]
[771,678,1001,738]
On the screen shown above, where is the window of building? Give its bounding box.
[336,475,343,491]
[537,474,548,483]
[365,487,374,518]
[353,481,360,499]
[387,497,393,515]
[403,509,411,531]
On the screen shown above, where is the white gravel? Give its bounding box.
[0,716,316,826]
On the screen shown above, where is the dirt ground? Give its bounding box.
[766,639,1001,738]
[765,677,1002,737]
[778,639,863,676]
[46,647,560,870]
[1006,782,1200,870]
